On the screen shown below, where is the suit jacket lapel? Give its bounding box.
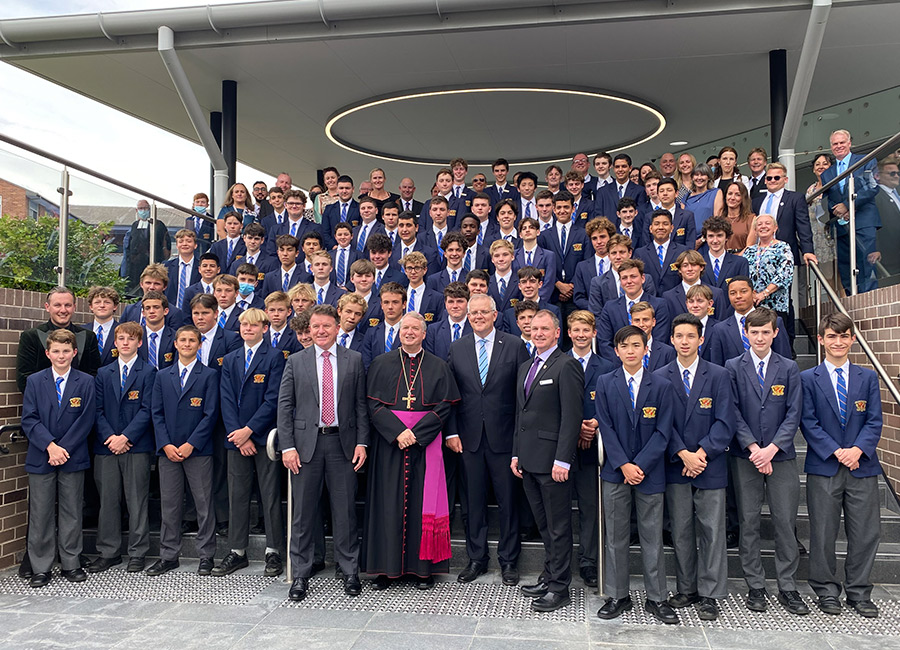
[634,371,652,418]
[761,354,779,403]
[612,368,635,425]
[303,349,320,406]
[485,336,504,386]
[337,346,351,395]
[814,364,841,421]
[741,354,762,399]
[684,363,708,427]
[121,359,142,398]
[180,363,200,398]
[241,344,265,388]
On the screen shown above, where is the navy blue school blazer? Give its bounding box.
[800,362,883,478]
[220,342,286,450]
[94,358,157,455]
[726,351,801,461]
[595,367,673,494]
[706,314,791,366]
[152,361,219,456]
[22,368,96,474]
[424,318,472,362]
[699,249,750,289]
[138,326,176,369]
[657,358,734,489]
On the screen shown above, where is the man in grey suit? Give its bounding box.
[873,156,900,279]
[511,309,584,612]
[277,304,369,602]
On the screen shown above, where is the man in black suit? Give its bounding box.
[511,310,583,612]
[448,294,530,587]
[397,177,424,216]
[873,156,900,278]
[277,304,369,601]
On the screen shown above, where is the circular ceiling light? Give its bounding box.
[325,85,666,167]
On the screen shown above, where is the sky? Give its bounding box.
[0,0,278,210]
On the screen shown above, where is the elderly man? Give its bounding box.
[362,311,460,590]
[122,199,171,295]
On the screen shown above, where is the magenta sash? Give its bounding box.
[391,409,452,562]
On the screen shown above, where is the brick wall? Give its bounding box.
[0,288,93,570]
[801,284,900,505]
[0,179,29,219]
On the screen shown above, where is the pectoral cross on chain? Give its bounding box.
[401,392,415,410]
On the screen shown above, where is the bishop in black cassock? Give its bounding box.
[362,312,460,589]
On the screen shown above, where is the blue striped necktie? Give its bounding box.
[385,326,394,353]
[96,325,104,350]
[757,361,765,391]
[227,239,234,265]
[740,316,750,350]
[178,262,188,309]
[341,202,348,222]
[337,248,346,286]
[357,224,368,252]
[478,338,489,385]
[682,368,691,397]
[628,377,635,410]
[56,376,63,406]
[218,310,226,328]
[121,364,128,392]
[148,332,158,368]
[713,258,720,282]
[245,348,252,375]
[180,367,187,391]
[836,367,848,427]
[340,332,349,348]
[271,331,279,348]
[407,288,416,313]
[453,323,461,341]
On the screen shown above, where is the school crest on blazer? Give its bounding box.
[111,348,119,358]
[698,397,712,409]
[855,400,867,412]
[127,390,140,400]
[573,243,583,252]
[253,374,265,383]
[423,312,434,322]
[509,298,519,307]
[707,306,715,316]
[771,384,785,396]
[369,318,381,328]
[217,357,224,366]
[590,390,596,400]
[69,397,82,408]
[642,406,657,418]
[283,350,290,360]
[163,352,174,363]
[190,397,203,407]
[670,263,678,271]
[676,227,685,236]
[257,272,265,281]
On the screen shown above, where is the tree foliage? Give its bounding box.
[0,215,126,295]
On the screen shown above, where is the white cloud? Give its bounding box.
[0,0,279,211]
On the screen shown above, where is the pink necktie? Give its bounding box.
[321,350,334,425]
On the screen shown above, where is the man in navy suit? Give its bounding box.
[516,217,558,304]
[138,291,176,369]
[147,325,220,577]
[594,153,648,218]
[448,294,530,586]
[426,232,468,293]
[399,251,444,323]
[182,253,221,310]
[572,218,614,310]
[21,328,96,588]
[335,293,367,352]
[165,229,201,311]
[212,274,244,333]
[424,282,471,361]
[361,282,405,369]
[596,259,670,361]
[228,224,276,277]
[330,222,360,289]
[120,264,189,329]
[186,192,215,254]
[800,313,883,618]
[418,196,451,263]
[659,314,734,621]
[367,233,405,289]
[652,178,696,248]
[470,193,500,247]
[458,215,493,275]
[566,311,616,587]
[630,301,675,372]
[488,240,522,313]
[635,210,689,296]
[725,307,808,616]
[352,198,387,255]
[88,322,156,575]
[260,235,309,298]
[752,162,816,268]
[821,129,880,293]
[706,276,791,366]
[390,213,439,272]
[699,217,750,289]
[595,325,676,624]
[613,198,646,248]
[85,286,120,367]
[587,234,658,316]
[308,251,347,308]
[486,158,519,206]
[563,172,595,229]
[210,212,246,270]
[662,250,729,320]
[264,291,301,360]
[321,175,361,250]
[258,186,286,238]
[213,308,286,578]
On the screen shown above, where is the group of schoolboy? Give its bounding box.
[19,156,884,623]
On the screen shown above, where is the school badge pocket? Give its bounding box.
[642,407,656,418]
[676,227,685,236]
[771,385,785,396]
[253,374,265,384]
[424,313,434,322]
[127,390,140,401]
[670,263,678,271]
[573,243,583,252]
[217,357,224,366]
[509,298,519,307]
[855,400,867,412]
[369,318,381,328]
[707,306,715,315]
[283,350,290,360]
[69,397,82,408]
[164,352,174,363]
[111,348,119,358]
[190,397,203,407]
[590,390,596,400]
[698,397,712,409]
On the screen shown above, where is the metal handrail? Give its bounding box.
[0,132,213,223]
[805,128,900,205]
[0,423,24,455]
[807,260,900,509]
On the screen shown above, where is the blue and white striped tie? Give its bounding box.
[56,376,63,406]
[836,367,848,427]
[478,338,489,386]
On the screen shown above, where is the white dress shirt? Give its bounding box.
[198,326,216,366]
[118,356,136,387]
[825,359,851,406]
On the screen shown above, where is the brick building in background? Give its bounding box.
[0,177,60,220]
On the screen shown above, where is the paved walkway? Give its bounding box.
[1,563,899,649]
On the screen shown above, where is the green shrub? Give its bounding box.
[0,214,126,296]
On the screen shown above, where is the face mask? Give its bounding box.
[709,166,718,176]
[239,283,255,296]
[137,209,150,220]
